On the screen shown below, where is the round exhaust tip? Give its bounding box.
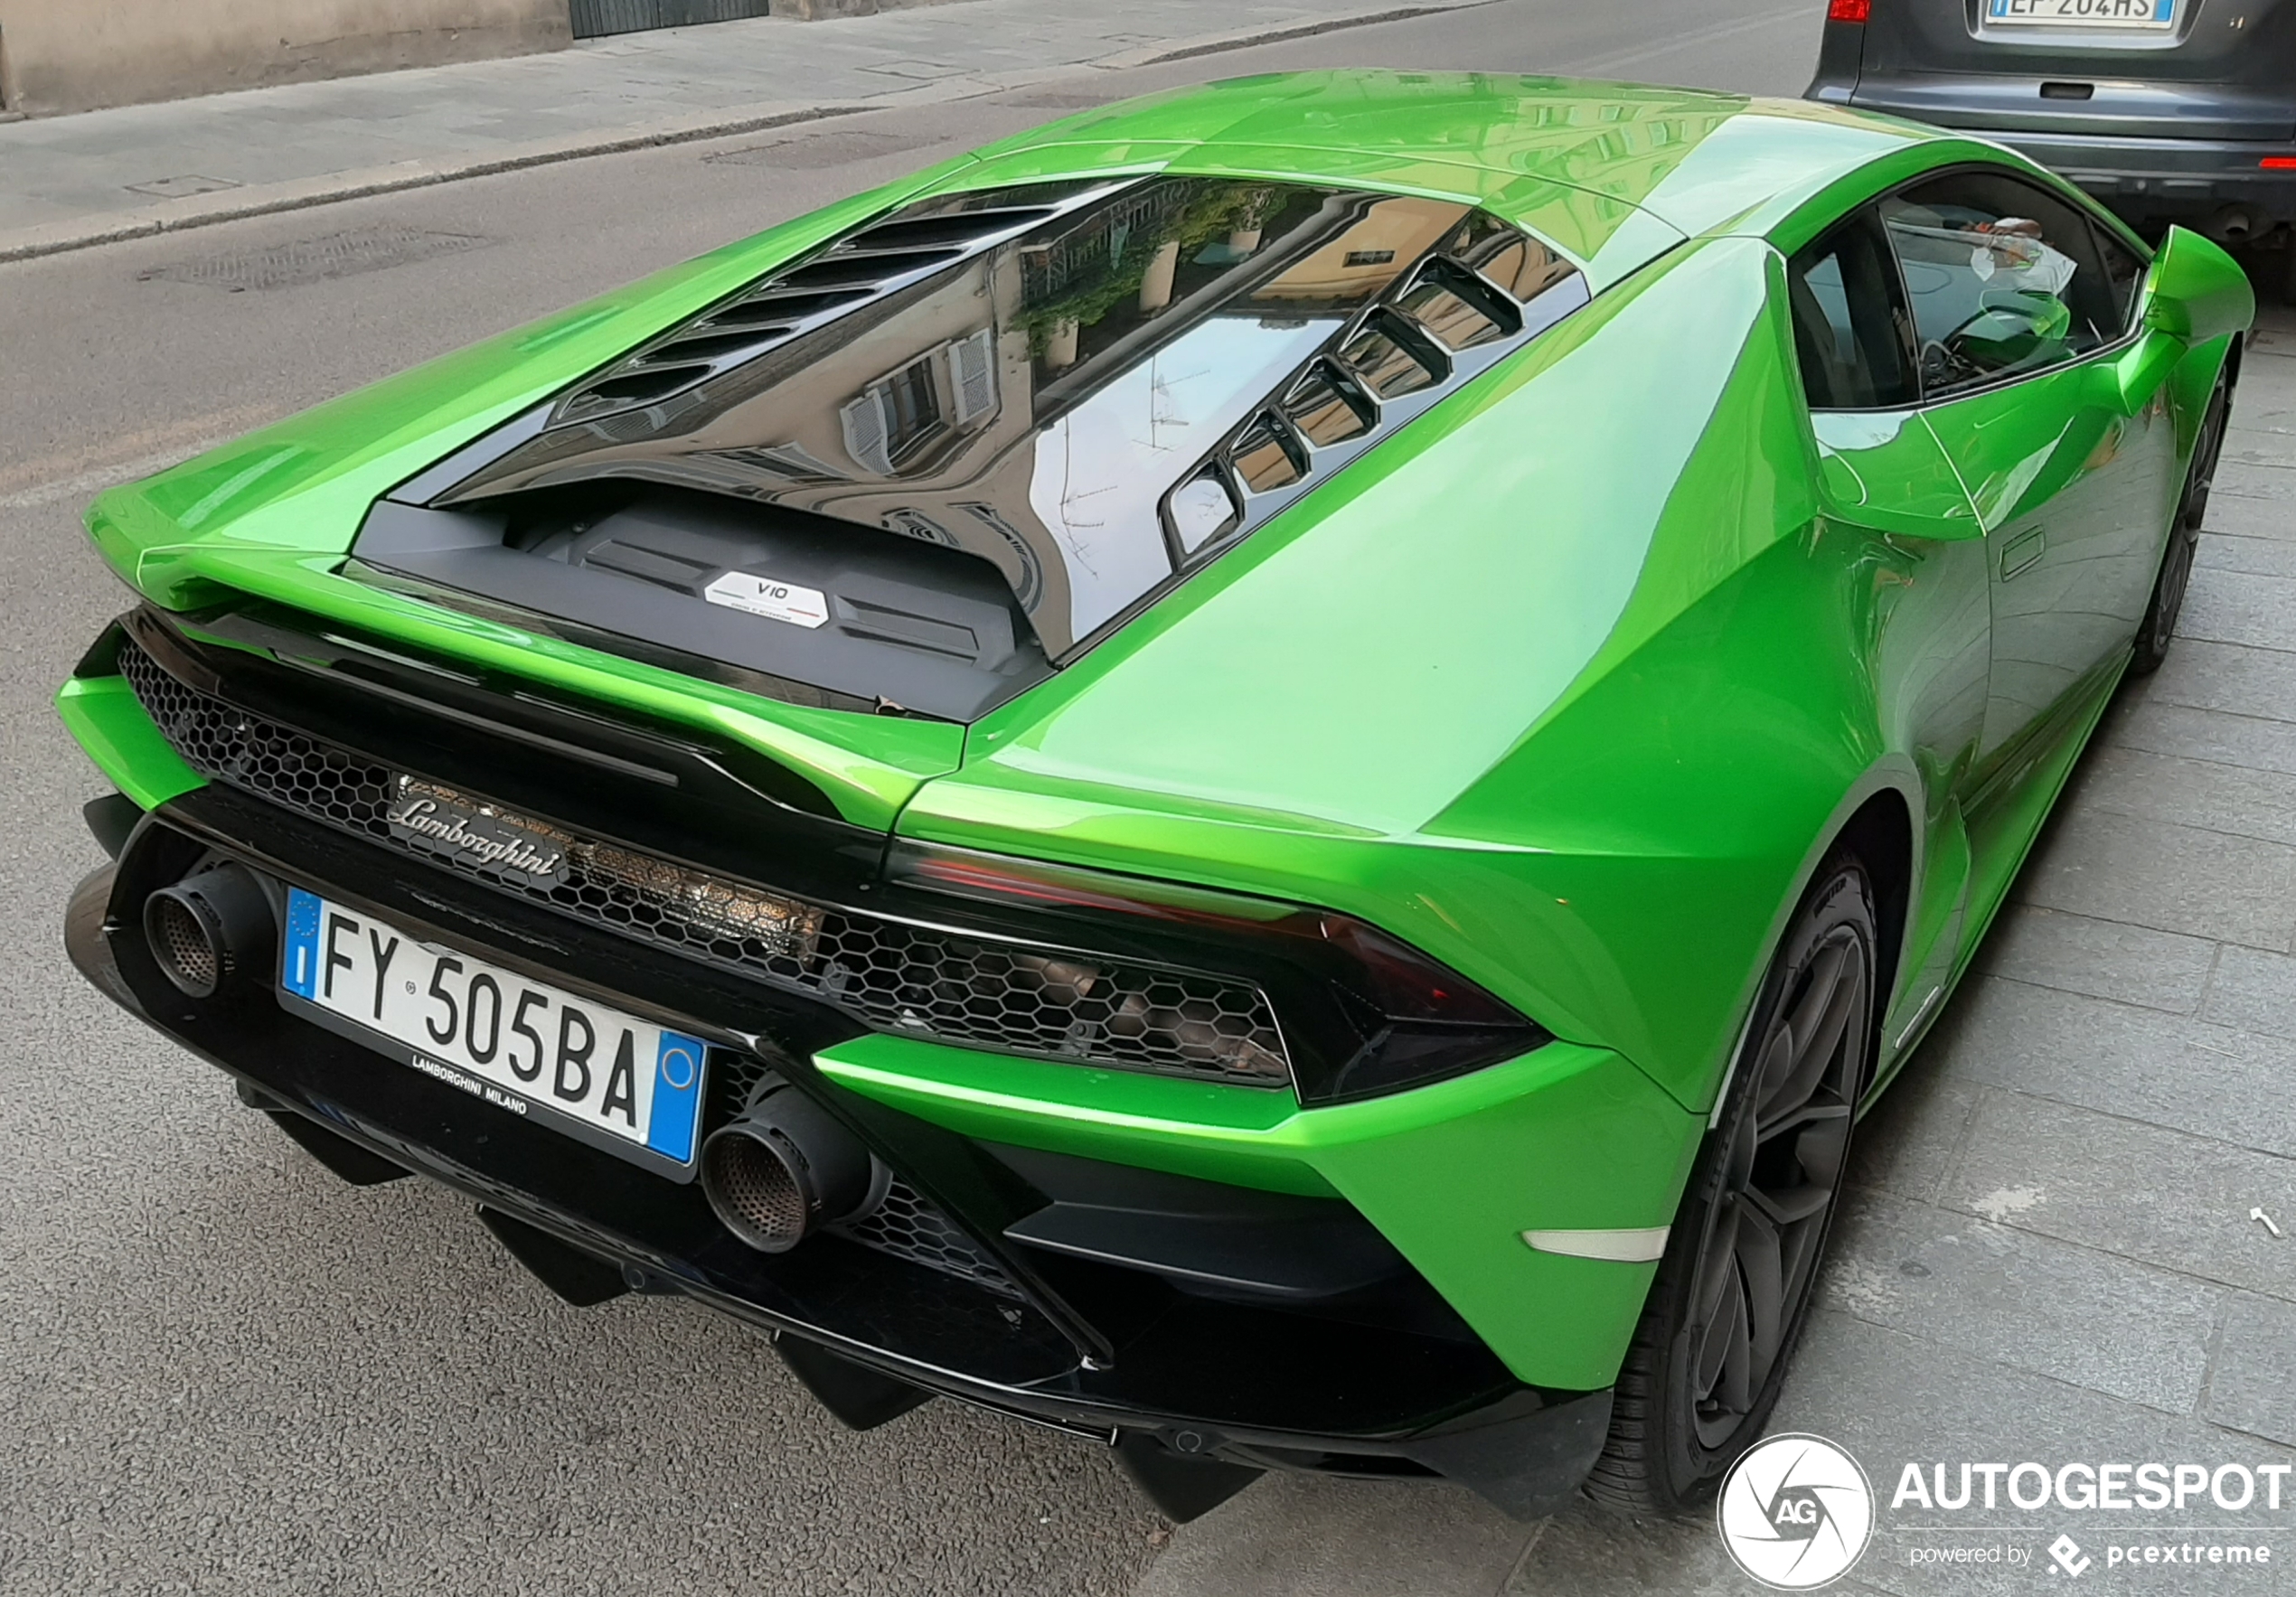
[699,1077,880,1254]
[143,864,273,1000]
[701,1128,814,1253]
[2210,202,2263,243]
[146,892,224,997]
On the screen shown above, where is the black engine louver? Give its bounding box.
[551,180,1137,429]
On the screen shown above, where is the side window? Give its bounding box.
[2090,220,2147,331]
[1880,170,2122,399]
[1786,211,1918,410]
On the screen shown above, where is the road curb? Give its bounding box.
[1119,0,1499,68]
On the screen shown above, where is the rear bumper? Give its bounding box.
[66,797,1616,1518]
[1982,131,2296,227]
[1819,79,2296,227]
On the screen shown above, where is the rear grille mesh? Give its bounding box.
[118,641,1290,1084]
[842,1181,1020,1297]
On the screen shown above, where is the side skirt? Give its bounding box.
[1859,647,2129,1108]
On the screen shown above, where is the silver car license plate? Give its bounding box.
[1988,0,2176,28]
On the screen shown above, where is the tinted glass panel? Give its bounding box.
[1341,322,1441,399]
[1165,468,1240,555]
[1230,415,1304,494]
[1786,212,1916,410]
[882,357,942,462]
[1881,171,2121,398]
[1439,212,1579,302]
[1283,365,1373,448]
[1395,277,1509,352]
[432,178,1584,658]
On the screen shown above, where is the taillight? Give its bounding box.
[1828,0,1871,21]
[886,841,1551,1104]
[2262,157,2296,171]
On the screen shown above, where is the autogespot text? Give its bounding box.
[1892,1461,2291,1513]
[1887,1461,2286,1579]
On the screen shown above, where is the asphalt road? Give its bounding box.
[0,6,1823,1593]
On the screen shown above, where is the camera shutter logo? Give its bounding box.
[1717,1433,1876,1589]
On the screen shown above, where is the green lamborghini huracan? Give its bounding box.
[56,72,2250,1521]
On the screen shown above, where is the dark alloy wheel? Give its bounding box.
[2132,368,2234,675]
[1586,858,1877,1517]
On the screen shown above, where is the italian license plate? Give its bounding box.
[1988,0,2175,26]
[279,888,707,1173]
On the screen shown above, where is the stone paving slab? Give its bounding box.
[2143,637,2296,728]
[2181,566,2296,653]
[1845,1068,1982,1207]
[1942,1089,2296,1304]
[1938,975,2296,1157]
[1491,1313,2296,1595]
[1822,1191,2225,1415]
[2013,803,2296,951]
[2203,1292,2296,1449]
[1978,904,2217,1014]
[2204,489,2296,539]
[1771,1315,2296,1597]
[2210,470,2296,505]
[2205,944,2296,1042]
[2112,700,2296,792]
[2220,428,2296,470]
[2198,531,2296,580]
[0,0,1490,259]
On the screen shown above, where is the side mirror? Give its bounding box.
[2138,225,2254,347]
[2106,226,2253,415]
[2109,329,2185,416]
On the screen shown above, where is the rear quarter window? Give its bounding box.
[1786,212,1918,410]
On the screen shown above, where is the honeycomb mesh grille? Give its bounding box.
[841,1182,1021,1299]
[710,1053,1021,1297]
[117,640,1290,1084]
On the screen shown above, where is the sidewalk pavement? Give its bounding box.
[1138,306,2296,1594]
[0,0,1487,262]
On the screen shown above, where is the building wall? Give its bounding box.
[0,0,570,117]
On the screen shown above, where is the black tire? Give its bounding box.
[2131,367,2233,675]
[1586,858,1877,1517]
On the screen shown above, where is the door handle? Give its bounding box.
[2001,526,2046,579]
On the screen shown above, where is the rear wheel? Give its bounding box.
[2131,368,2233,675]
[1586,859,1876,1517]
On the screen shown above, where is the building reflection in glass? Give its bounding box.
[445,177,1580,659]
